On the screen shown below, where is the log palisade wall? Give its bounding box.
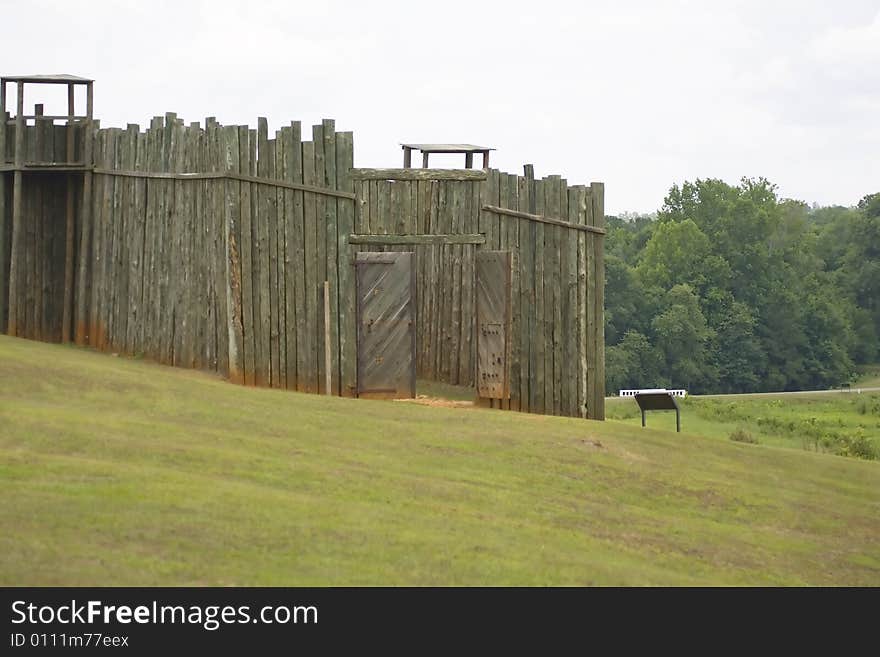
[0,112,605,419]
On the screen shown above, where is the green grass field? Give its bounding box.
[2,335,879,585]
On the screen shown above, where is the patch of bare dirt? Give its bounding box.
[395,395,475,409]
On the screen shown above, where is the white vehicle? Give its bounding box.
[619,388,687,398]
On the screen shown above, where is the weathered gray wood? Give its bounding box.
[60,87,76,341]
[505,174,520,411]
[313,124,326,393]
[322,119,338,395]
[476,250,511,399]
[564,186,579,417]
[427,181,440,379]
[7,82,24,336]
[450,181,463,383]
[576,186,588,418]
[222,125,244,383]
[0,110,6,333]
[301,139,318,393]
[254,118,271,386]
[534,177,547,414]
[275,129,287,389]
[552,176,564,415]
[291,122,307,392]
[355,251,415,399]
[3,109,604,418]
[352,168,487,181]
[336,131,356,397]
[584,185,595,420]
[90,168,355,199]
[458,182,476,386]
[324,279,332,394]
[267,134,280,387]
[279,125,295,389]
[237,126,254,383]
[519,167,533,413]
[590,181,605,420]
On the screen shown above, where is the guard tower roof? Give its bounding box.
[400,143,495,169]
[400,143,494,153]
[1,74,93,84]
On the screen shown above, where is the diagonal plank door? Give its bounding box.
[356,252,416,399]
[476,251,512,399]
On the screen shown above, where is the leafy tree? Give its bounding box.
[604,180,878,394]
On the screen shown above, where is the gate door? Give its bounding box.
[476,251,512,399]
[356,252,416,399]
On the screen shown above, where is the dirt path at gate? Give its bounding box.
[396,395,475,409]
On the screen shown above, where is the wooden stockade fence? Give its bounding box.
[349,167,605,418]
[1,105,605,419]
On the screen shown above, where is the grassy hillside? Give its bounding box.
[1,335,879,585]
[606,392,880,459]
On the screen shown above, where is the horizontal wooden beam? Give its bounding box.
[482,204,606,235]
[91,168,356,200]
[352,168,488,181]
[6,115,88,123]
[0,163,90,172]
[349,233,486,245]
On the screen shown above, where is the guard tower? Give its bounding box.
[400,143,494,169]
[0,74,94,342]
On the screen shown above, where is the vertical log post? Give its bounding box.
[324,279,331,394]
[62,83,76,342]
[75,82,94,344]
[0,80,7,332]
[7,81,24,336]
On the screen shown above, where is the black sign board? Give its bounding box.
[634,392,681,432]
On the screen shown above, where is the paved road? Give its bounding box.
[607,387,880,401]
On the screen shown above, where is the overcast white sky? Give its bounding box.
[3,0,879,214]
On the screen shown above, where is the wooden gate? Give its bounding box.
[355,252,416,399]
[476,251,512,399]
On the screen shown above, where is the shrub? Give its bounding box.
[831,429,878,461]
[729,428,758,444]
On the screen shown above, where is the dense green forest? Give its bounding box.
[604,180,879,395]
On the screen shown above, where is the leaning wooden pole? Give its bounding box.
[74,82,94,345]
[7,80,24,336]
[62,83,76,343]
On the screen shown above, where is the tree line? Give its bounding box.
[605,178,879,394]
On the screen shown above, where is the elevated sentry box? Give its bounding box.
[0,74,95,343]
[0,73,94,167]
[401,143,494,169]
[634,392,681,432]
